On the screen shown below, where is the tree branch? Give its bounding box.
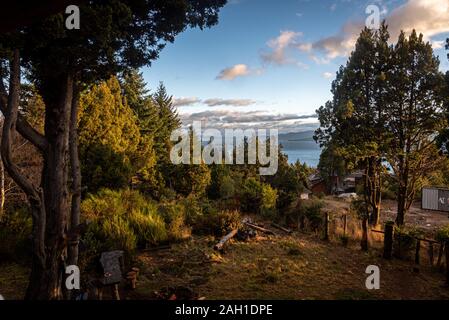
[0,67,48,152]
[0,50,46,267]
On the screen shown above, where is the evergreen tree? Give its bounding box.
[315,24,391,226]
[386,31,446,225]
[78,76,157,194]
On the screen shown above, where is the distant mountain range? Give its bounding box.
[279,130,315,143]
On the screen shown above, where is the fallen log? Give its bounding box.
[214,229,238,251]
[244,222,276,236]
[271,223,292,234]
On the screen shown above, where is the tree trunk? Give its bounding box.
[368,158,382,226]
[26,73,74,300]
[67,88,81,267]
[0,159,4,221]
[396,185,406,226]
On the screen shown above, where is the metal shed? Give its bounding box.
[422,187,449,212]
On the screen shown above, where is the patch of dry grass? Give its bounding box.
[0,263,29,300]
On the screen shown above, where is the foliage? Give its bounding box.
[315,25,391,225]
[193,210,241,236]
[436,225,449,242]
[316,24,447,226]
[393,226,423,260]
[157,202,192,242]
[78,76,152,193]
[0,206,32,262]
[81,189,168,263]
[386,31,446,224]
[301,199,324,231]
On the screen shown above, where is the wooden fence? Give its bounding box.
[317,212,449,287]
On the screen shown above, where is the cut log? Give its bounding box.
[244,222,276,235]
[214,229,238,251]
[271,223,292,234]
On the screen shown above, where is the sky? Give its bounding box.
[142,0,449,134]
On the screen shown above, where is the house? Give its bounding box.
[308,170,364,196]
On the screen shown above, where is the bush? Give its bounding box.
[260,184,278,219]
[393,227,423,260]
[436,225,449,242]
[301,199,324,232]
[81,189,169,264]
[193,210,241,236]
[0,206,32,262]
[158,202,191,242]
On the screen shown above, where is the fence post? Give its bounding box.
[383,221,394,260]
[343,214,347,237]
[414,240,421,273]
[323,212,329,241]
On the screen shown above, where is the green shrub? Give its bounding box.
[158,202,191,242]
[393,227,423,260]
[98,215,137,252]
[128,209,167,246]
[81,189,169,262]
[260,184,278,219]
[436,225,449,242]
[193,210,241,236]
[0,206,32,262]
[301,199,324,231]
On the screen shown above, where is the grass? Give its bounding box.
[126,230,449,300]
[0,263,29,300]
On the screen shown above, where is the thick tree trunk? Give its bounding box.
[25,73,74,300]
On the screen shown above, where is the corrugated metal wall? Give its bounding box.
[422,187,449,212]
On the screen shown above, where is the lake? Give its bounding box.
[279,137,321,168]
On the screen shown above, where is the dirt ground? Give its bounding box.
[2,230,449,300]
[323,197,449,234]
[122,231,449,300]
[2,198,449,300]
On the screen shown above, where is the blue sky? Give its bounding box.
[142,0,449,133]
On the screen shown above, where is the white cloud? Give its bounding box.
[322,72,333,79]
[216,64,251,80]
[180,110,319,133]
[432,40,446,49]
[261,30,303,65]
[173,97,201,107]
[203,98,256,107]
[173,97,257,108]
[298,0,449,61]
